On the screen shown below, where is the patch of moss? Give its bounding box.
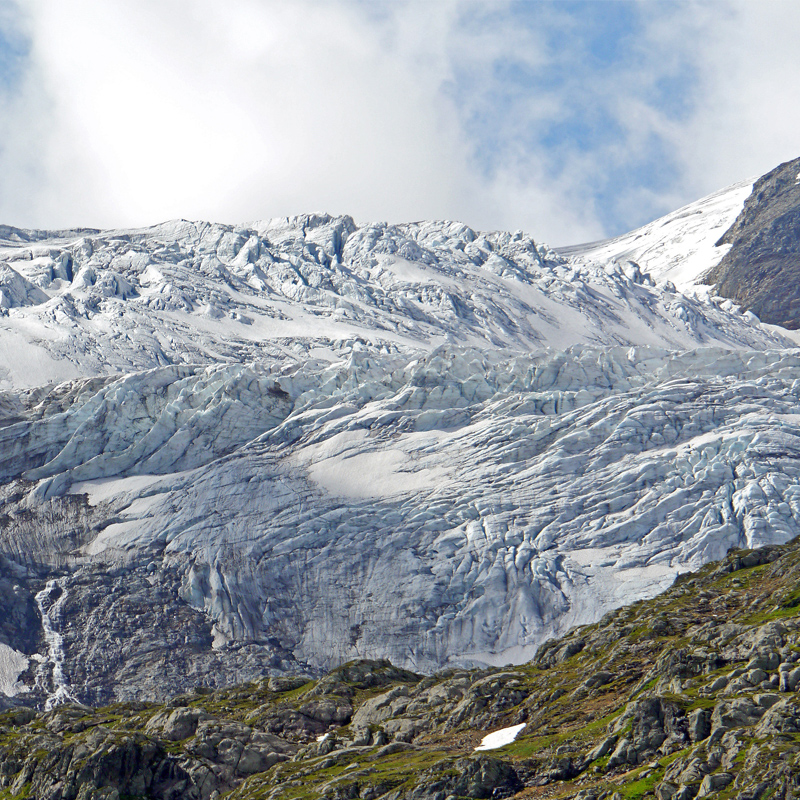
[0,785,31,800]
[276,680,316,704]
[618,769,662,799]
[233,747,451,800]
[501,734,558,759]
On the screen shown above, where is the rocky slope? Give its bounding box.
[703,156,800,329]
[1,536,799,800]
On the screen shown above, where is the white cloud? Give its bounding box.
[0,0,612,243]
[643,0,800,202]
[21,0,467,224]
[2,0,799,245]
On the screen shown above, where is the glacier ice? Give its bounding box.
[0,180,798,700]
[0,208,792,391]
[0,643,29,698]
[3,343,800,680]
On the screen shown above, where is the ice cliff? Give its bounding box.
[0,173,799,704]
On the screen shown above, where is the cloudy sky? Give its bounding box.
[0,0,799,244]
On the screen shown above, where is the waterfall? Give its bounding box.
[34,579,75,709]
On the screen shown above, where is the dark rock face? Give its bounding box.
[705,156,800,328]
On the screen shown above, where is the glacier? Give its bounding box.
[0,175,800,705]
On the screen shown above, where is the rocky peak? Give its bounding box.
[704,155,800,328]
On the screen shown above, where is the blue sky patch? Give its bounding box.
[0,2,28,92]
[441,0,704,236]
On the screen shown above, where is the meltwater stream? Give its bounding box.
[34,579,75,709]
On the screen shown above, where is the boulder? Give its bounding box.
[687,708,711,742]
[697,772,733,797]
[350,687,407,729]
[779,665,800,692]
[754,698,800,736]
[586,734,617,762]
[583,671,615,690]
[384,756,521,800]
[145,707,210,741]
[610,698,688,762]
[710,699,765,741]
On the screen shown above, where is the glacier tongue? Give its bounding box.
[0,182,799,701]
[3,343,800,685]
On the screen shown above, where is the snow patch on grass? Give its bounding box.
[475,723,526,751]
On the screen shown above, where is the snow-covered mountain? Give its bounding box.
[0,201,791,390]
[1,161,800,707]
